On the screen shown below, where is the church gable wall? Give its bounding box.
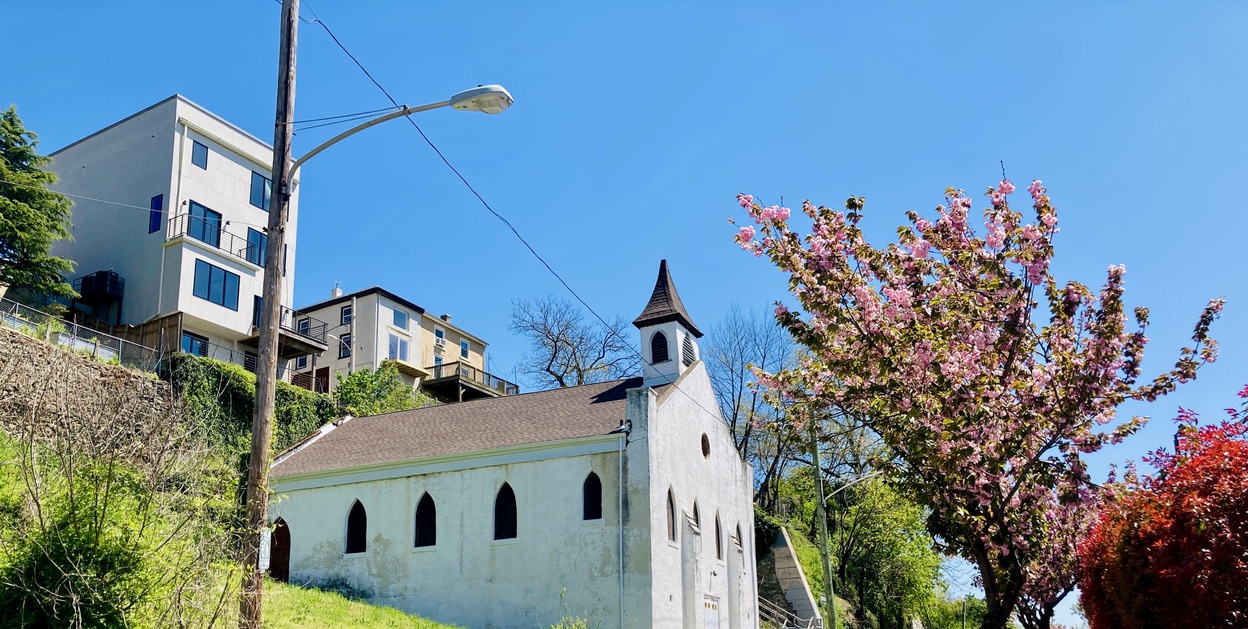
[645,361,760,628]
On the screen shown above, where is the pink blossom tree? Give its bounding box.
[733,182,1221,628]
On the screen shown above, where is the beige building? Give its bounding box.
[292,286,517,403]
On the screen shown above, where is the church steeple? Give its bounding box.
[632,259,703,338]
[634,260,702,386]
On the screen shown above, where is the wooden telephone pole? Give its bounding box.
[240,0,298,626]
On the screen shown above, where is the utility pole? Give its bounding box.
[240,0,298,626]
[810,423,838,629]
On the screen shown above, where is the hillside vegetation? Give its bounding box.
[0,329,441,628]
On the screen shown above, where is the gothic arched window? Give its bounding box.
[494,483,517,540]
[346,500,367,554]
[583,472,603,520]
[667,488,677,541]
[715,513,723,560]
[414,493,436,547]
[651,332,670,364]
[682,335,696,366]
[692,500,701,529]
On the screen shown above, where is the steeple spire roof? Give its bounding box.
[632,259,703,338]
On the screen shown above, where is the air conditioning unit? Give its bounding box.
[434,337,447,350]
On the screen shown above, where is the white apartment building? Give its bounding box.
[292,286,517,403]
[48,95,327,368]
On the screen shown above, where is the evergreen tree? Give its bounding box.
[0,105,74,298]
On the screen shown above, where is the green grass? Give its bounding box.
[264,580,462,628]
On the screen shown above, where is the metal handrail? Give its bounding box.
[758,596,821,629]
[425,360,520,396]
[279,305,328,345]
[167,213,263,266]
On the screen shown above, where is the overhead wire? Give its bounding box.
[299,8,728,424]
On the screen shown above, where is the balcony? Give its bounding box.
[422,361,519,403]
[240,305,329,359]
[167,213,264,266]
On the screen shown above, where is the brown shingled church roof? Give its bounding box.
[272,378,652,478]
[631,259,703,338]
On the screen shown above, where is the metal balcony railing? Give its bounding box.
[167,213,264,266]
[426,361,519,396]
[277,305,328,346]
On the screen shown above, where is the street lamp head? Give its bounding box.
[450,85,514,115]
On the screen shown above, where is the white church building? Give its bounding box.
[268,261,760,628]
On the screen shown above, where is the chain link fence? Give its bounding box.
[0,298,161,372]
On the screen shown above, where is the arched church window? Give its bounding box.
[715,513,723,560]
[414,492,436,547]
[651,332,670,364]
[583,472,602,520]
[736,523,744,550]
[346,500,367,554]
[692,500,701,529]
[495,482,517,540]
[667,488,677,541]
[682,335,696,366]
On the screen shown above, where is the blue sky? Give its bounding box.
[7,3,1247,624]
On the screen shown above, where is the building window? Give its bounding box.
[181,331,209,357]
[297,318,310,336]
[702,433,711,459]
[414,493,436,548]
[651,332,669,364]
[667,489,677,542]
[187,201,221,248]
[715,514,723,560]
[393,309,407,329]
[148,195,163,234]
[388,334,409,361]
[191,140,208,169]
[244,351,258,373]
[736,523,743,550]
[692,501,701,529]
[250,171,272,210]
[339,334,352,359]
[252,296,263,328]
[295,355,308,370]
[340,305,352,325]
[345,500,367,554]
[494,483,517,540]
[583,472,602,521]
[434,328,444,340]
[192,259,239,310]
[246,228,267,266]
[460,339,469,359]
[682,335,696,366]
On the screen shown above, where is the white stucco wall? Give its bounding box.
[643,360,759,629]
[273,439,631,629]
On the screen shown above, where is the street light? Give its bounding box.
[288,85,514,178]
[239,72,514,627]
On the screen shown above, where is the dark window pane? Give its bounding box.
[181,332,208,357]
[583,472,602,520]
[341,306,352,325]
[346,501,367,554]
[253,296,263,328]
[148,195,163,234]
[192,260,210,300]
[715,516,723,560]
[189,201,221,248]
[339,334,352,359]
[667,490,676,541]
[250,172,271,210]
[414,493,436,547]
[208,266,224,304]
[223,272,239,311]
[494,483,517,540]
[191,140,208,169]
[246,228,267,266]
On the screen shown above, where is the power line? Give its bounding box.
[291,105,397,126]
[303,13,726,424]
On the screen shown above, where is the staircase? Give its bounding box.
[759,596,822,629]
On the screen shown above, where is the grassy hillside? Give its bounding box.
[265,580,461,629]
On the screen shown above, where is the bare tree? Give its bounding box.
[704,304,799,507]
[510,295,638,389]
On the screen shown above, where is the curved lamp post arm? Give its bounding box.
[287,101,450,182]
